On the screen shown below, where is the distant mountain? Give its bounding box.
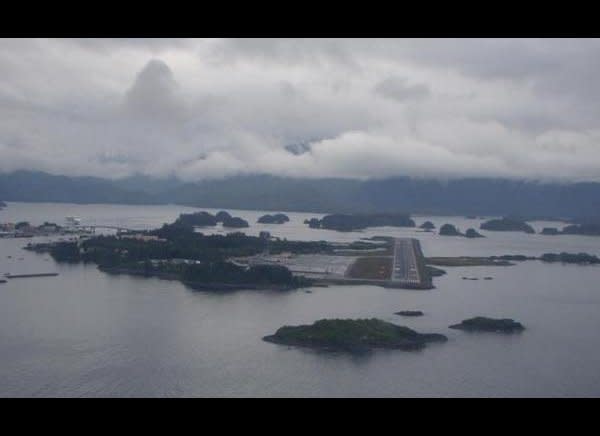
[2,170,600,219]
[0,170,157,205]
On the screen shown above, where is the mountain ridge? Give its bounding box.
[1,170,599,219]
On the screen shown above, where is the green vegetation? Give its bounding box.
[263,318,447,352]
[395,311,424,317]
[215,211,232,222]
[221,216,249,228]
[419,221,435,230]
[426,257,514,267]
[438,224,484,238]
[465,228,484,238]
[173,210,249,228]
[558,223,600,236]
[541,227,560,235]
[489,254,536,261]
[439,223,462,236]
[305,213,415,232]
[540,252,600,264]
[175,211,218,227]
[346,257,392,280]
[449,317,525,333]
[480,217,535,234]
[257,213,290,224]
[103,260,309,290]
[39,213,411,290]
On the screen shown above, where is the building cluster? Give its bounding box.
[0,220,89,238]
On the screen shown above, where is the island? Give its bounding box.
[426,257,515,266]
[438,224,484,238]
[174,211,249,228]
[395,311,424,317]
[557,223,600,236]
[419,221,435,230]
[465,228,484,238]
[489,254,536,261]
[449,317,525,333]
[25,213,409,291]
[215,211,232,222]
[24,214,337,290]
[480,217,535,234]
[541,227,560,235]
[221,216,249,228]
[0,200,6,209]
[439,223,462,236]
[257,213,290,224]
[305,218,321,228]
[176,211,218,227]
[262,318,447,353]
[305,213,415,232]
[540,252,600,264]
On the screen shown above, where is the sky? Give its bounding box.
[1,38,600,182]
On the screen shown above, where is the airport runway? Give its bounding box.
[392,238,426,288]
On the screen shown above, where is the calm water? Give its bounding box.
[1,202,599,397]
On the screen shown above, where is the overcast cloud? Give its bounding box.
[1,38,600,182]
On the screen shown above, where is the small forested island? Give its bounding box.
[449,317,525,333]
[175,210,249,228]
[305,213,415,232]
[419,221,435,230]
[439,223,462,236]
[0,200,6,209]
[215,211,232,222]
[426,257,515,267]
[427,253,600,267]
[489,254,536,261]
[305,218,321,228]
[438,224,484,238]
[263,318,447,353]
[540,252,600,264]
[557,223,600,236]
[257,213,290,224]
[536,221,600,236]
[176,211,218,227]
[395,311,424,317]
[480,217,535,234]
[465,228,484,238]
[541,227,560,235]
[221,216,249,228]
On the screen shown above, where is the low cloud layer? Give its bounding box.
[1,38,600,182]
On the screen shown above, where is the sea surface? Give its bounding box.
[1,202,599,397]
